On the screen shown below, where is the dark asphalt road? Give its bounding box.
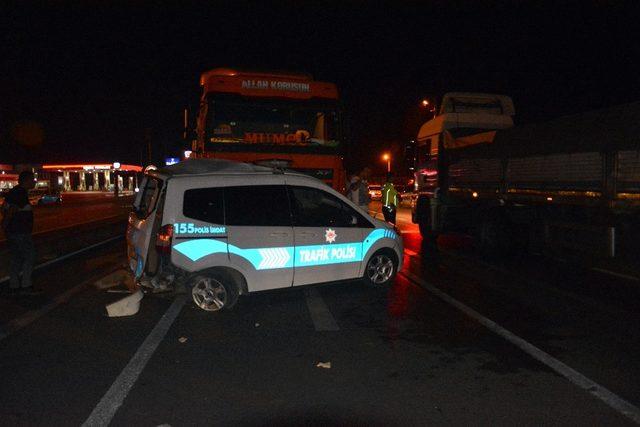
[1,205,639,426]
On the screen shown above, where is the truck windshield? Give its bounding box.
[206,94,340,152]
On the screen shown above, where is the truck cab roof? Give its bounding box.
[418,92,515,142]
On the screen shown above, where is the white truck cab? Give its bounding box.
[127,159,403,311]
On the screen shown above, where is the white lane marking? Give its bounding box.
[82,295,187,427]
[304,288,339,331]
[0,236,122,284]
[401,269,640,424]
[591,267,640,282]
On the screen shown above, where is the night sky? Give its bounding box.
[3,1,639,173]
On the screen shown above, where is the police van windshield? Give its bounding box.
[206,94,340,152]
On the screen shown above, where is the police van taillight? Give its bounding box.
[156,224,174,254]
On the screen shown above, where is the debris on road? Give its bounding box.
[140,273,176,294]
[254,322,260,327]
[105,289,143,317]
[178,337,188,343]
[316,361,331,369]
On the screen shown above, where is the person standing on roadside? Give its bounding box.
[346,172,360,205]
[381,172,399,223]
[1,171,39,295]
[356,167,372,213]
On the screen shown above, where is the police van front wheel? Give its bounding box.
[190,273,239,312]
[364,250,397,286]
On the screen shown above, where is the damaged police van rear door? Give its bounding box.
[127,173,165,279]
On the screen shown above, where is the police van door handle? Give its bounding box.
[270,232,290,237]
[299,232,318,237]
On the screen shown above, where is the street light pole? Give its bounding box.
[382,153,391,173]
[421,98,438,118]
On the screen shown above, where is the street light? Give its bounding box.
[421,98,437,118]
[382,153,391,173]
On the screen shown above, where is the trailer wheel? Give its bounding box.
[419,216,439,249]
[416,196,434,238]
[418,219,431,237]
[418,221,438,240]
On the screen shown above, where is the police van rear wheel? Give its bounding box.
[364,250,397,286]
[190,273,238,312]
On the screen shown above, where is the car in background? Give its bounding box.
[0,189,62,207]
[28,189,45,205]
[28,189,62,206]
[37,192,63,205]
[395,184,415,206]
[368,184,382,201]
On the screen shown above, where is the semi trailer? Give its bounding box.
[412,93,640,273]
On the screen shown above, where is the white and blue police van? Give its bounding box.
[127,159,403,311]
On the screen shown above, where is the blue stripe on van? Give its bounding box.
[173,228,397,269]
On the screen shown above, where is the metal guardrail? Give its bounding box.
[0,235,123,285]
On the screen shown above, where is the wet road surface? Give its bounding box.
[1,205,639,425]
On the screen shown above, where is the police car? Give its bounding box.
[127,159,403,311]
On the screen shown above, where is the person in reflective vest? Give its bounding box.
[381,173,398,223]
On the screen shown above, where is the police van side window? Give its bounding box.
[288,186,372,228]
[183,188,225,224]
[225,185,291,226]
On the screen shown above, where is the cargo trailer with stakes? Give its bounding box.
[412,93,640,273]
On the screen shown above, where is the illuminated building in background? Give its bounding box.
[41,163,142,192]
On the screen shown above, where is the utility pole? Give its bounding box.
[382,153,391,173]
[183,107,189,141]
[144,128,153,166]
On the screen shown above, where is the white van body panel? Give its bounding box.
[219,175,293,292]
[285,177,403,284]
[166,174,294,292]
[285,178,365,286]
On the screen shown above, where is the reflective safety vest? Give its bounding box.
[382,182,398,207]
